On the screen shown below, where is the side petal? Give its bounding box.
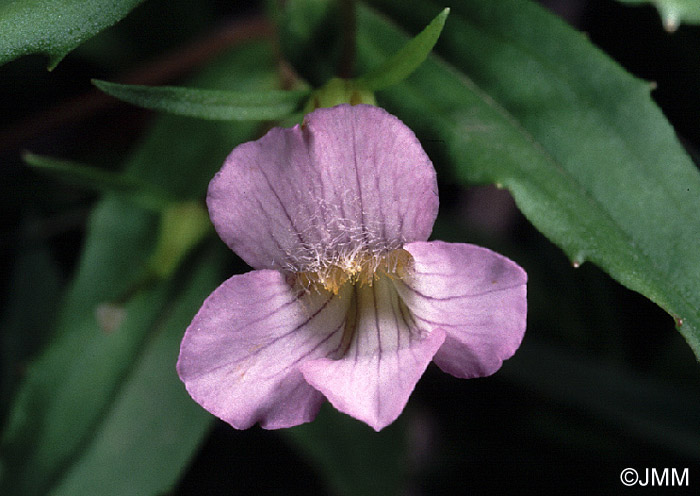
[300,275,446,431]
[207,104,438,271]
[177,269,351,429]
[398,241,527,379]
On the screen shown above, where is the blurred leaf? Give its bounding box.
[272,0,343,84]
[23,152,172,211]
[120,45,284,200]
[616,0,700,30]
[284,405,409,496]
[0,243,62,427]
[0,0,146,69]
[0,41,276,495]
[93,80,310,121]
[353,0,700,361]
[50,247,225,496]
[146,202,211,279]
[355,7,449,91]
[0,198,167,496]
[24,152,141,192]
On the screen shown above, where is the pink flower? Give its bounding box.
[177,104,527,431]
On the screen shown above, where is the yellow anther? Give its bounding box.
[291,248,412,295]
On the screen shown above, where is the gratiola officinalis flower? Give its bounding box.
[177,104,527,431]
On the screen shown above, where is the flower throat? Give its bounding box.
[291,248,412,295]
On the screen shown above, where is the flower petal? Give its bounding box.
[207,104,438,271]
[300,275,446,431]
[397,241,527,379]
[177,270,352,429]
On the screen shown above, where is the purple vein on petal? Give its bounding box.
[231,288,301,330]
[394,284,428,364]
[259,318,347,381]
[324,284,357,360]
[410,313,495,336]
[188,289,334,379]
[372,280,383,356]
[243,292,335,361]
[372,283,382,420]
[390,281,402,351]
[370,127,388,244]
[388,281,405,385]
[257,165,308,248]
[352,285,362,363]
[252,196,297,267]
[302,127,332,239]
[349,113,370,247]
[399,280,526,301]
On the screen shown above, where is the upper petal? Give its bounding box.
[397,241,527,379]
[207,104,438,271]
[300,275,446,431]
[177,269,352,429]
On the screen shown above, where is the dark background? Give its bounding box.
[1,1,699,494]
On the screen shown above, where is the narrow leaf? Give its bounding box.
[49,249,224,496]
[355,7,449,90]
[0,0,145,69]
[93,79,310,121]
[23,152,171,210]
[358,0,700,358]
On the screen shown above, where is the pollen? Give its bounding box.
[292,248,412,295]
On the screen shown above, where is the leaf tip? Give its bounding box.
[21,150,40,167]
[432,8,450,32]
[91,78,111,92]
[571,252,586,268]
[660,8,680,32]
[46,54,65,72]
[355,6,450,91]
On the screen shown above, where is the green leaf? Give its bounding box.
[23,152,172,210]
[355,7,449,90]
[49,248,225,496]
[0,0,146,69]
[93,79,310,121]
[0,199,169,496]
[146,202,211,279]
[0,41,276,495]
[0,243,62,427]
[356,0,700,358]
[616,0,700,30]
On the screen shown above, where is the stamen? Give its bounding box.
[290,248,413,295]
